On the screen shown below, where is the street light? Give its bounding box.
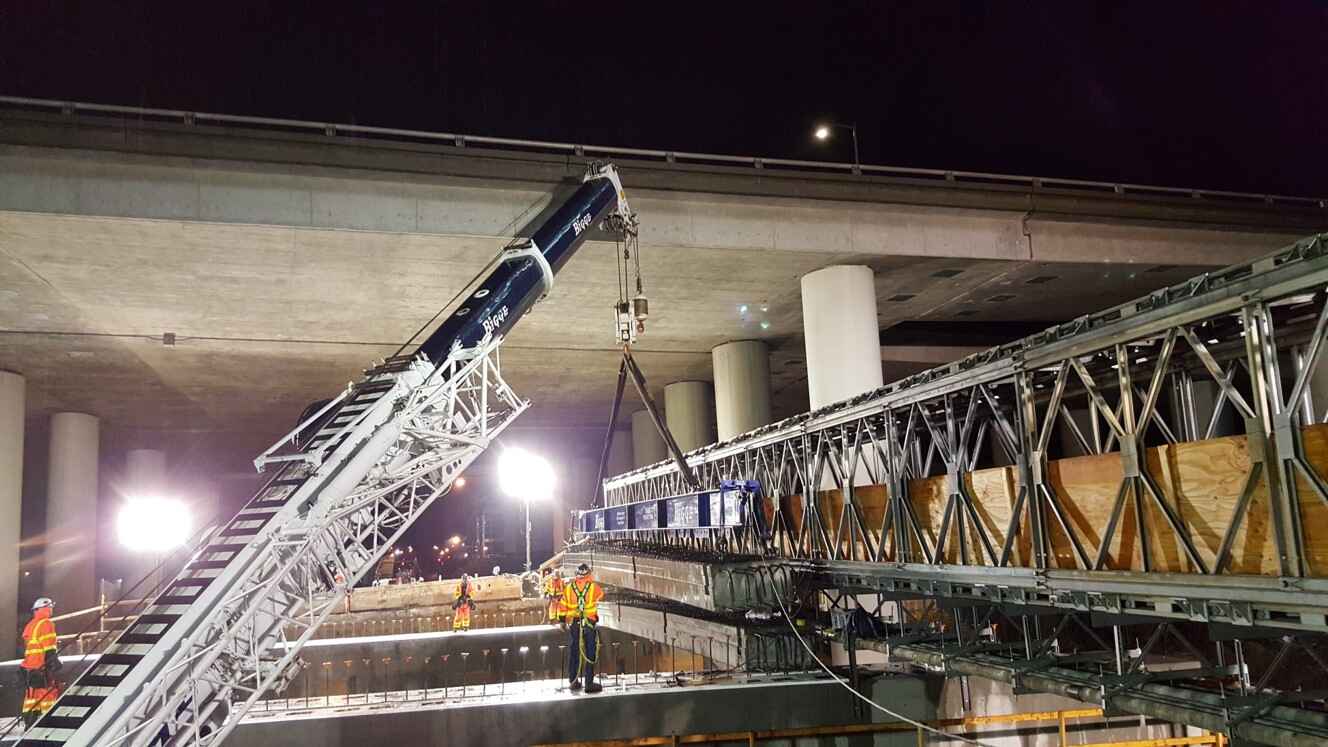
[812,121,860,172]
[498,447,555,573]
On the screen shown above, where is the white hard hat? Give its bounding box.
[32,597,53,611]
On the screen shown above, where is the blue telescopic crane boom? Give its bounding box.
[22,163,634,747]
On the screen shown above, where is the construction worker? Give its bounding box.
[19,597,62,729]
[452,574,476,631]
[541,568,565,624]
[561,563,604,693]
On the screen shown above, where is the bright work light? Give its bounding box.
[498,447,555,573]
[117,496,192,553]
[498,448,555,502]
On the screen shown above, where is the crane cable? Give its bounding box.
[768,580,994,747]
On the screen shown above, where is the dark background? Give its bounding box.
[2,1,1326,195]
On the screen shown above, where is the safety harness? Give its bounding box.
[569,579,599,680]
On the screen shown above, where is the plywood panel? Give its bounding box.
[1035,424,1328,575]
[855,485,889,531]
[968,467,1018,564]
[904,467,1016,564]
[778,493,805,554]
[1293,424,1328,575]
[907,474,950,561]
[809,485,889,558]
[1162,434,1275,575]
[754,424,1328,577]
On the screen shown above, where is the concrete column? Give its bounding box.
[554,456,597,551]
[0,372,24,659]
[121,449,166,587]
[712,340,773,441]
[607,430,633,477]
[45,412,100,611]
[800,265,883,410]
[126,449,166,494]
[664,381,716,453]
[631,410,668,469]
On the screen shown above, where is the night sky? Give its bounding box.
[2,1,1326,196]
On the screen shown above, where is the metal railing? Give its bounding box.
[249,629,742,716]
[1,95,1323,208]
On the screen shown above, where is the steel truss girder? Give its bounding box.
[593,234,1328,628]
[815,560,1328,634]
[78,338,526,747]
[607,234,1328,489]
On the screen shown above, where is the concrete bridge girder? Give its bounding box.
[0,107,1318,269]
[561,550,787,613]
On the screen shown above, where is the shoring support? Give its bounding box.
[874,640,1328,747]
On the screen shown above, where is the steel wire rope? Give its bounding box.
[768,574,994,747]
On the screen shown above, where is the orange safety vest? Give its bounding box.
[561,577,603,623]
[21,608,57,671]
[454,579,474,606]
[543,574,564,598]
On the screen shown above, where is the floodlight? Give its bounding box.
[498,448,555,501]
[117,497,192,553]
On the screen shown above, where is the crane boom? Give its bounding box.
[21,163,635,747]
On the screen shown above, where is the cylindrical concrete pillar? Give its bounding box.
[607,431,634,477]
[665,381,716,453]
[712,340,773,441]
[126,449,166,494]
[121,449,167,588]
[555,456,596,551]
[0,372,25,659]
[45,412,100,611]
[631,410,668,468]
[801,265,883,410]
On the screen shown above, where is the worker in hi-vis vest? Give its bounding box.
[561,563,604,693]
[541,568,565,624]
[19,597,63,729]
[452,574,477,631]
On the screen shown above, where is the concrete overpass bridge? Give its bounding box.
[0,94,1323,455]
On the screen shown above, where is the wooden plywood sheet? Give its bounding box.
[1161,434,1275,575]
[808,485,889,558]
[1293,424,1328,575]
[905,467,1016,564]
[748,424,1328,576]
[1035,424,1328,576]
